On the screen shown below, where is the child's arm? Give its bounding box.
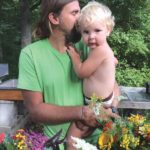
[111,82,120,114]
[113,81,120,105]
[66,122,93,150]
[67,46,104,78]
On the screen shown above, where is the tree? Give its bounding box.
[20,0,31,48]
[0,0,150,85]
[20,0,41,48]
[0,0,4,61]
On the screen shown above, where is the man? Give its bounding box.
[18,0,119,149]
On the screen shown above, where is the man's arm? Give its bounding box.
[22,90,99,127]
[22,89,120,126]
[23,90,82,124]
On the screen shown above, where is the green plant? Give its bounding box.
[109,28,150,69]
[116,66,150,87]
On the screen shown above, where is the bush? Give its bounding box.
[116,66,150,87]
[109,28,150,69]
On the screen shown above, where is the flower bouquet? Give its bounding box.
[71,94,150,150]
[72,113,150,150]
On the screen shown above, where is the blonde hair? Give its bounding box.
[77,1,115,32]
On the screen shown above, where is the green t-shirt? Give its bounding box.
[17,38,89,149]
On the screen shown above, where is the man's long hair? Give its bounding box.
[33,0,77,39]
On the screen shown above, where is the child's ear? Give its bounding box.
[48,12,59,25]
[106,29,111,37]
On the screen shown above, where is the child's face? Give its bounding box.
[81,21,110,50]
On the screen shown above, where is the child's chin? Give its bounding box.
[89,45,96,49]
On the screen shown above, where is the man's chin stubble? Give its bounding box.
[65,26,81,45]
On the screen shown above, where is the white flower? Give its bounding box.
[92,102,102,116]
[71,136,98,150]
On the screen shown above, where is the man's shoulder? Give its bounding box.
[75,40,89,61]
[75,40,86,50]
[21,39,48,53]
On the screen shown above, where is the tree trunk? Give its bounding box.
[20,0,31,48]
[0,41,2,62]
[0,0,4,61]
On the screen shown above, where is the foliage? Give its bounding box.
[0,0,21,77]
[116,65,150,87]
[109,28,150,69]
[102,0,150,87]
[108,27,150,86]
[0,0,150,86]
[0,0,40,78]
[79,0,89,8]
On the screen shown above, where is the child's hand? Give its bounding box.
[67,45,80,58]
[114,56,118,66]
[75,121,88,131]
[99,106,120,121]
[75,121,95,137]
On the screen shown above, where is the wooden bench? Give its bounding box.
[0,90,150,110]
[0,84,150,110]
[0,78,23,101]
[0,64,23,101]
[0,88,23,101]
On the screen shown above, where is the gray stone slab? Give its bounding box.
[0,79,18,89]
[0,64,8,80]
[0,114,29,134]
[119,86,150,109]
[0,100,17,126]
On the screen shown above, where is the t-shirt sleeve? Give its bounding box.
[17,47,42,92]
[75,40,89,61]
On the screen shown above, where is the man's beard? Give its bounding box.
[65,25,81,45]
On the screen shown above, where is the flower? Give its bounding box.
[0,112,149,150]
[98,133,113,150]
[71,136,98,150]
[103,121,113,132]
[128,114,145,126]
[0,133,5,144]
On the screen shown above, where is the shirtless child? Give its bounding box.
[66,1,119,149]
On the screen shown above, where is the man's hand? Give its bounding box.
[80,106,120,128]
[80,106,100,128]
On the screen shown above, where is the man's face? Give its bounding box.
[58,1,80,39]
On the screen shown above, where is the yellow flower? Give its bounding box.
[122,127,128,134]
[139,123,150,138]
[98,133,113,150]
[144,124,150,134]
[120,134,140,150]
[128,114,145,126]
[120,134,130,150]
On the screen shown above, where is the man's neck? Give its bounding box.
[48,31,67,53]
